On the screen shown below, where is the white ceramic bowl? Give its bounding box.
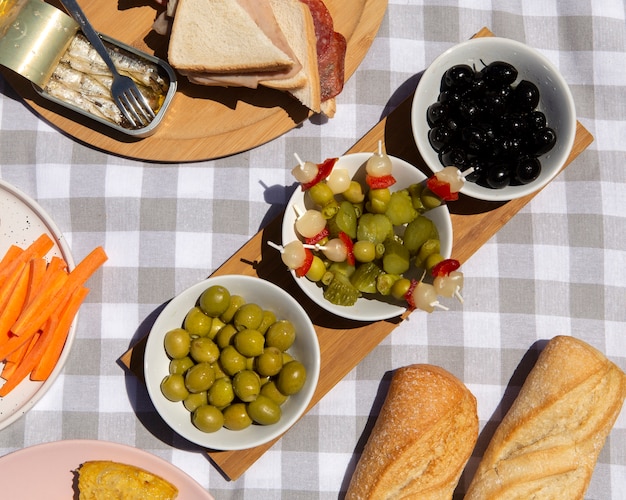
[144,275,320,451]
[411,37,577,201]
[282,152,453,322]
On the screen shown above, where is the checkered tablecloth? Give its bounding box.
[1,1,625,498]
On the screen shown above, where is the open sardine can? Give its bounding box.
[0,0,177,137]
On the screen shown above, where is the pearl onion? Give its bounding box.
[291,161,318,184]
[411,281,439,313]
[281,240,306,269]
[326,168,351,194]
[295,209,326,238]
[320,238,347,262]
[435,166,464,193]
[433,271,464,298]
[366,153,393,177]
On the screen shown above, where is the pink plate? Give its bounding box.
[0,439,213,499]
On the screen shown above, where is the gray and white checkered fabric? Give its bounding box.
[1,1,625,498]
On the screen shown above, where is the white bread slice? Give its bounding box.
[168,0,295,74]
[263,0,321,113]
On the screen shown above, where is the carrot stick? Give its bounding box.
[31,286,90,381]
[0,234,54,286]
[2,332,39,379]
[24,257,47,305]
[0,328,39,361]
[0,328,48,396]
[10,267,68,338]
[0,245,22,280]
[0,262,31,344]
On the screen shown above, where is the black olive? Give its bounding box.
[464,159,488,183]
[480,90,509,116]
[439,147,468,168]
[427,102,449,126]
[462,125,489,153]
[457,100,482,123]
[428,126,453,152]
[443,64,475,89]
[526,110,547,129]
[514,157,542,184]
[532,127,557,155]
[438,89,464,106]
[514,80,540,111]
[482,61,518,87]
[499,113,526,137]
[486,164,512,189]
[499,136,524,158]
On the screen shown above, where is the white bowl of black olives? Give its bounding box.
[411,36,577,201]
[143,275,320,451]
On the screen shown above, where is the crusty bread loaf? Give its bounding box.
[168,0,294,74]
[346,364,478,500]
[465,335,626,500]
[77,460,178,500]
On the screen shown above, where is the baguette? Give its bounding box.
[465,335,626,499]
[346,364,478,500]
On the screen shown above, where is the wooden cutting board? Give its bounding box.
[1,0,388,162]
[120,27,594,480]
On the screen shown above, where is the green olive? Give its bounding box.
[208,377,235,408]
[189,337,220,364]
[233,370,260,402]
[215,323,237,349]
[305,256,326,282]
[277,360,307,395]
[164,328,191,359]
[211,361,227,380]
[265,320,296,352]
[199,285,231,317]
[219,294,245,323]
[183,306,212,337]
[192,405,224,433]
[160,374,189,402]
[233,303,263,331]
[219,345,247,376]
[247,395,281,425]
[222,402,252,431]
[183,391,207,412]
[257,310,277,335]
[353,240,376,263]
[207,317,226,340]
[255,347,283,377]
[233,329,265,357]
[260,380,288,406]
[282,352,294,365]
[184,362,215,393]
[169,356,194,375]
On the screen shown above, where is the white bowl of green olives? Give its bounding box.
[411,36,577,201]
[143,275,320,451]
[282,152,453,321]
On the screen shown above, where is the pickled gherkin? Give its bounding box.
[376,273,403,296]
[381,237,411,275]
[350,261,382,294]
[356,213,393,245]
[403,215,439,255]
[323,272,361,306]
[385,189,418,226]
[327,200,358,239]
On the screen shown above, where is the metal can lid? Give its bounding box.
[0,0,78,87]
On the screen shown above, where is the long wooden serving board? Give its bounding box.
[1,0,388,162]
[120,28,594,480]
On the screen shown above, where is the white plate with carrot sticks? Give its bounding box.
[0,180,107,430]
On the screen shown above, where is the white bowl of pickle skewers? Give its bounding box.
[278,151,457,322]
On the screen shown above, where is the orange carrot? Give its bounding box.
[0,328,39,361]
[0,245,22,280]
[10,267,68,338]
[0,234,53,286]
[0,328,49,396]
[24,257,47,305]
[0,263,31,344]
[31,286,90,381]
[2,332,39,379]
